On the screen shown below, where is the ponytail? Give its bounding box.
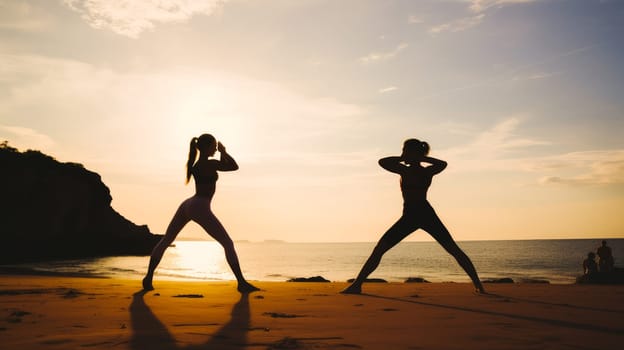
[186,137,198,184]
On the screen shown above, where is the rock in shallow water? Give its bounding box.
[404,277,430,283]
[287,276,330,282]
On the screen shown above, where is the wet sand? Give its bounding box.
[1,275,623,349]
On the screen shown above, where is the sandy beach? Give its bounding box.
[1,275,623,349]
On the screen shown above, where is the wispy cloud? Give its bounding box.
[408,15,424,24]
[441,116,550,172]
[63,0,227,38]
[512,71,561,82]
[441,117,550,172]
[429,13,485,34]
[468,0,538,13]
[414,45,593,101]
[378,86,398,94]
[535,151,624,186]
[0,2,50,31]
[429,0,538,34]
[0,124,56,150]
[441,118,624,187]
[359,43,408,65]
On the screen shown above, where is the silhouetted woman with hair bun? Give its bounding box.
[342,138,485,294]
[142,134,259,293]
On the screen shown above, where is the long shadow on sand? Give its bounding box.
[130,290,250,350]
[358,293,624,336]
[484,292,624,315]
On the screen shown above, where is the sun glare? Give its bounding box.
[164,78,257,156]
[157,241,234,280]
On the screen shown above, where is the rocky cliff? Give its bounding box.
[0,142,163,263]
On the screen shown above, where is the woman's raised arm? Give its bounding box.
[216,142,239,171]
[421,156,447,175]
[378,156,406,174]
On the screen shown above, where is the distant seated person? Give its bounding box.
[597,240,614,272]
[583,252,598,276]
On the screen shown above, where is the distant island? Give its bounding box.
[0,142,162,264]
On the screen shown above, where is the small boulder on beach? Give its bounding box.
[483,278,515,284]
[405,277,430,283]
[287,276,330,282]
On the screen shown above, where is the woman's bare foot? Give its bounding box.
[340,284,362,294]
[474,281,486,294]
[237,281,260,294]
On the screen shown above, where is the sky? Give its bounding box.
[1,0,623,242]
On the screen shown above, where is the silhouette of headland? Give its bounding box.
[0,142,162,264]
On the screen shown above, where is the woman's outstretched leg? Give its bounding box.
[342,218,415,294]
[423,217,485,293]
[142,204,190,290]
[341,242,391,294]
[194,213,259,293]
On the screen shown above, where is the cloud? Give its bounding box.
[0,52,368,180]
[428,0,537,34]
[468,0,537,13]
[429,13,485,34]
[535,151,624,186]
[441,117,550,172]
[63,0,227,38]
[414,44,592,102]
[474,118,549,150]
[378,86,398,94]
[408,15,424,24]
[359,43,408,65]
[512,72,561,82]
[440,118,624,187]
[0,125,56,150]
[0,1,50,31]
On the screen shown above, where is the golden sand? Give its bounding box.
[1,276,623,349]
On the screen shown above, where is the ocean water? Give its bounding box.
[5,239,623,284]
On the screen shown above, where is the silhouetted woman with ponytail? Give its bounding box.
[143,134,259,293]
[342,139,485,294]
